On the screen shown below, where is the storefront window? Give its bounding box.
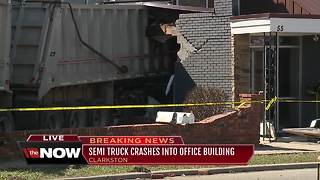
[250,36,264,46]
[279,36,300,46]
[250,35,277,47]
[250,35,300,47]
[174,0,214,8]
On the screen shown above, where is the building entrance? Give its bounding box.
[250,35,301,131]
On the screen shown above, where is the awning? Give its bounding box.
[231,13,320,34]
[142,2,214,13]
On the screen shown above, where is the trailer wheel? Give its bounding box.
[69,111,87,128]
[45,112,64,129]
[0,112,14,132]
[92,110,111,127]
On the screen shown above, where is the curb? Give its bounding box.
[205,162,319,174]
[60,162,320,180]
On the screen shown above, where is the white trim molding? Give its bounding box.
[231,16,320,34]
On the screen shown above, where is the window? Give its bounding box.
[279,36,300,46]
[175,0,214,8]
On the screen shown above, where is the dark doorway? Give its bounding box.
[250,35,301,130]
[278,48,300,128]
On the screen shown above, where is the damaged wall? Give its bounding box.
[175,0,234,101]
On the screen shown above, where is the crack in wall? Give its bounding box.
[176,30,197,62]
[173,0,234,101]
[176,29,214,62]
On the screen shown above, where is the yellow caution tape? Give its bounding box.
[235,101,247,111]
[3,97,320,112]
[265,96,278,111]
[0,100,267,112]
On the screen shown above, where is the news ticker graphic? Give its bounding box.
[18,135,254,165]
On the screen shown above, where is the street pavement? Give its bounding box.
[164,168,318,180]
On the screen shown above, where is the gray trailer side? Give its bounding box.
[6,1,177,131]
[0,0,14,132]
[0,0,11,95]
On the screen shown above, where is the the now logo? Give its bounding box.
[40,148,81,159]
[23,148,81,159]
[20,135,85,164]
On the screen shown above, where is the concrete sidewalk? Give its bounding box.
[255,136,320,154]
[165,167,318,180]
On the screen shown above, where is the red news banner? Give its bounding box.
[21,135,254,165]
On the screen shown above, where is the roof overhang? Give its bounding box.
[231,13,320,35]
[142,2,214,23]
[142,2,215,13]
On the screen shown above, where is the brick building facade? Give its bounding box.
[173,0,320,129]
[174,0,235,101]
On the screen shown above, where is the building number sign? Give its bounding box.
[277,25,284,32]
